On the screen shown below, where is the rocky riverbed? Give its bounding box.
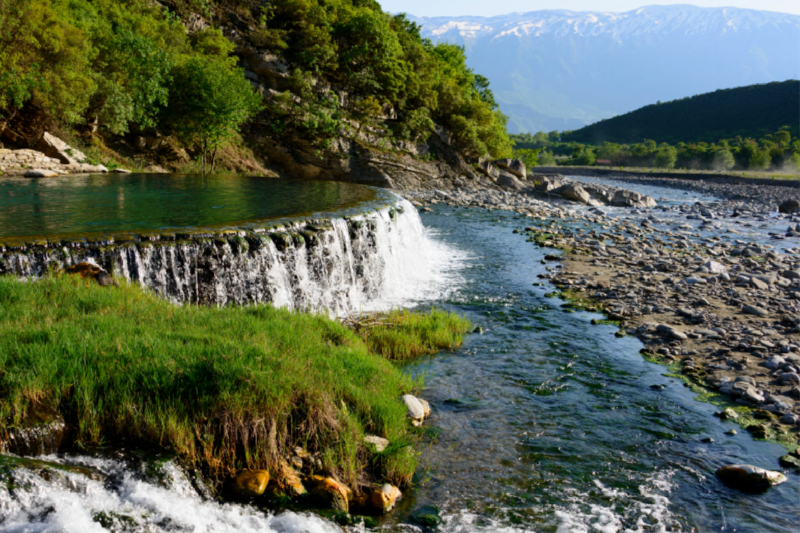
[402,174,800,468]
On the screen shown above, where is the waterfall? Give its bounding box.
[0,199,443,316]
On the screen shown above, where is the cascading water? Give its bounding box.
[0,199,450,316]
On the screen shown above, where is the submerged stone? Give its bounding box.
[716,464,787,492]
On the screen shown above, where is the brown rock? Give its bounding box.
[370,483,402,513]
[309,475,350,512]
[716,464,787,492]
[231,469,270,497]
[270,459,306,498]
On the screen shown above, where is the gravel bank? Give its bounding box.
[402,182,800,468]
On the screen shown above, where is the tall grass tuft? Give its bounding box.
[0,276,466,488]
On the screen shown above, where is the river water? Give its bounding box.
[1,190,798,532]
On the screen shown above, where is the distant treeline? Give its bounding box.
[512,129,800,173]
[558,80,800,145]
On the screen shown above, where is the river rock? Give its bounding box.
[743,305,769,318]
[716,464,787,492]
[364,435,390,452]
[403,394,426,426]
[558,183,593,205]
[231,469,270,497]
[703,261,727,274]
[492,158,526,178]
[656,324,687,340]
[24,169,59,178]
[370,483,402,513]
[497,171,527,191]
[779,200,800,214]
[309,475,350,512]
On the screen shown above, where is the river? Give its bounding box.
[0,189,797,533]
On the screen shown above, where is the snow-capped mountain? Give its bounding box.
[406,5,800,133]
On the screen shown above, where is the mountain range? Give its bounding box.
[406,5,800,134]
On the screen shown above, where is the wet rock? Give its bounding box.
[716,464,787,492]
[309,475,350,512]
[369,483,402,513]
[231,469,270,497]
[24,169,59,177]
[364,435,389,452]
[716,408,739,420]
[2,405,65,456]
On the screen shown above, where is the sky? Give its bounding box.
[379,1,800,17]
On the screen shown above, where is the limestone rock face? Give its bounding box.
[532,175,564,191]
[231,469,270,497]
[35,132,87,165]
[716,464,787,492]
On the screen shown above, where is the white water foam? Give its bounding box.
[0,456,345,533]
[553,471,679,533]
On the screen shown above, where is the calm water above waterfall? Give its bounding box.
[0,196,798,533]
[0,175,393,241]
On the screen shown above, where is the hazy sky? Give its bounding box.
[380,1,800,17]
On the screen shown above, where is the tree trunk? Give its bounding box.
[210,144,218,173]
[202,140,207,176]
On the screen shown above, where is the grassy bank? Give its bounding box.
[0,275,470,489]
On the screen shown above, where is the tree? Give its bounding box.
[774,130,791,146]
[515,148,540,169]
[654,146,677,168]
[748,147,772,171]
[786,152,800,172]
[575,147,596,166]
[712,148,735,171]
[538,149,556,166]
[167,56,262,174]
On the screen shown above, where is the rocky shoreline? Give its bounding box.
[402,174,800,469]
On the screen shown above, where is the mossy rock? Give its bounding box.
[270,232,293,252]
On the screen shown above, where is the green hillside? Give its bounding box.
[562,80,799,145]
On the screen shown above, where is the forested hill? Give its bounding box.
[562,81,800,145]
[0,0,512,182]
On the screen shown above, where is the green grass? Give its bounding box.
[0,276,469,489]
[351,309,471,361]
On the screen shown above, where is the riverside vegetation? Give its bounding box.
[0,0,512,176]
[0,274,470,509]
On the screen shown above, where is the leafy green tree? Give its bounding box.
[537,149,556,165]
[597,142,622,163]
[773,130,791,146]
[335,10,407,101]
[654,146,678,168]
[93,29,172,134]
[515,148,540,169]
[575,147,596,166]
[748,147,772,170]
[786,152,800,172]
[167,56,262,174]
[712,148,735,170]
